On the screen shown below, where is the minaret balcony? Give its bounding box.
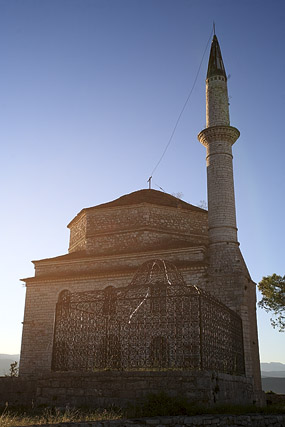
[198,125,240,148]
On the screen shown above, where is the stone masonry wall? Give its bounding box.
[0,377,37,406]
[0,371,254,409]
[68,205,208,255]
[85,229,197,256]
[36,371,254,408]
[205,244,263,404]
[33,247,206,278]
[23,415,285,427]
[68,214,87,253]
[206,76,230,127]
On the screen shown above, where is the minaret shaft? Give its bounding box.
[198,125,240,245]
[198,34,239,246]
[206,76,230,127]
[197,34,263,405]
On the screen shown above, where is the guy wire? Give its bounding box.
[149,29,213,180]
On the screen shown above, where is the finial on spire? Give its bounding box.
[147,176,152,189]
[213,21,216,35]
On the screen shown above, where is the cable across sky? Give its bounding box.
[148,28,214,186]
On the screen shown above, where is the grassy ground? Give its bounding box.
[0,406,123,427]
[1,393,285,427]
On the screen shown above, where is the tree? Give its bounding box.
[172,192,184,200]
[6,361,19,377]
[258,274,285,332]
[198,200,207,209]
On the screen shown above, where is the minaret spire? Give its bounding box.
[205,34,230,127]
[207,34,227,81]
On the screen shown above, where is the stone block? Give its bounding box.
[145,419,160,425]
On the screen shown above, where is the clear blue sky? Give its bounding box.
[0,0,284,363]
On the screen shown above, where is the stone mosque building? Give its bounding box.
[19,35,263,406]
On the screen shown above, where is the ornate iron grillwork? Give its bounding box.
[52,259,245,375]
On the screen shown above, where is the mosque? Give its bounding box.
[19,34,263,406]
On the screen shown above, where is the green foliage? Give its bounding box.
[4,362,19,378]
[9,362,19,378]
[258,274,285,331]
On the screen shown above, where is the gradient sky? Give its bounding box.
[0,0,284,364]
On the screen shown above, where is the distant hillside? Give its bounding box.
[0,354,20,360]
[262,377,285,394]
[0,354,20,376]
[261,362,285,372]
[262,371,285,378]
[261,362,285,379]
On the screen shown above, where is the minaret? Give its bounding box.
[198,34,240,248]
[198,34,264,405]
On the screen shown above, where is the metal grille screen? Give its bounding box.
[52,260,245,375]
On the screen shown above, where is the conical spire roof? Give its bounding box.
[207,35,227,80]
